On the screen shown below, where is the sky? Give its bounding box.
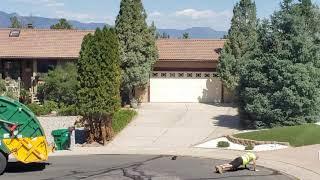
[1,0,320,31]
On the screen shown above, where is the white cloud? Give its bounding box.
[54,10,112,23]
[176,9,214,19]
[148,9,232,31]
[175,9,231,20]
[13,0,64,7]
[149,11,162,17]
[46,2,65,7]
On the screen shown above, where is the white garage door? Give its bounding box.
[150,72,222,103]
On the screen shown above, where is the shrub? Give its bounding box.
[112,109,137,134]
[58,104,78,116]
[43,101,58,112]
[27,101,58,116]
[19,88,31,104]
[0,79,5,95]
[217,141,230,148]
[40,63,78,106]
[245,144,255,150]
[27,103,46,116]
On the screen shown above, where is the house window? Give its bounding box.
[37,60,58,73]
[178,73,184,78]
[187,73,193,78]
[213,73,218,77]
[3,60,21,80]
[169,73,176,78]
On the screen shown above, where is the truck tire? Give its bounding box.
[0,152,7,175]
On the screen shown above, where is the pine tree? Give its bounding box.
[77,27,121,144]
[217,0,257,90]
[115,0,158,103]
[10,16,22,28]
[156,32,170,39]
[238,0,320,128]
[182,32,190,39]
[50,18,73,29]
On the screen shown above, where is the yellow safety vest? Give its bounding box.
[241,152,256,166]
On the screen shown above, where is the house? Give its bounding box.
[0,28,232,103]
[0,28,93,95]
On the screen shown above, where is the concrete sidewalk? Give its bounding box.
[51,144,320,180]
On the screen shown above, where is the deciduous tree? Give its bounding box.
[50,18,73,29]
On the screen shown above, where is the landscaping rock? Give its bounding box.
[38,116,81,147]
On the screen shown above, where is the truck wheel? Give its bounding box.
[0,152,7,175]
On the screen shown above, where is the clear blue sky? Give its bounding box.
[1,0,320,31]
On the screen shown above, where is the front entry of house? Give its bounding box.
[150,71,222,103]
[1,59,34,91]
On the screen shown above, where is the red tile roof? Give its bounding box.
[0,29,225,62]
[156,39,225,62]
[0,28,93,59]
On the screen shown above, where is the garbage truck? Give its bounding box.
[0,96,51,174]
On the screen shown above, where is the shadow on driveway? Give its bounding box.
[212,115,244,130]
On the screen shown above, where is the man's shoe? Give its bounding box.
[215,166,223,174]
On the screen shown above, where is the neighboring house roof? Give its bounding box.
[0,28,93,59]
[156,39,225,62]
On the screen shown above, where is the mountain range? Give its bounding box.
[0,11,226,39]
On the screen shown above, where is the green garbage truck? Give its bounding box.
[0,96,51,174]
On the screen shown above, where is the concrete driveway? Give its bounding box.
[109,103,239,150]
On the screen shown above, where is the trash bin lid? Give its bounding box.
[51,129,69,136]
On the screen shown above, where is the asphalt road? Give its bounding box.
[3,155,294,180]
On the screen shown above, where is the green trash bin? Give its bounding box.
[51,129,70,150]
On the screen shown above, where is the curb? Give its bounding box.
[225,135,290,146]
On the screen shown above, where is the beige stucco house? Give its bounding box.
[0,28,232,103]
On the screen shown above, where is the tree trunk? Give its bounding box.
[101,118,107,145]
[87,117,94,143]
[106,116,114,141]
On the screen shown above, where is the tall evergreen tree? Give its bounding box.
[217,0,257,90]
[50,18,73,29]
[77,27,121,144]
[9,16,22,28]
[238,0,320,128]
[115,0,158,103]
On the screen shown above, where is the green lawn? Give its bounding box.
[234,124,320,147]
[112,109,137,134]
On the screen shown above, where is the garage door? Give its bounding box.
[150,72,222,103]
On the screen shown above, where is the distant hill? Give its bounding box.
[0,11,226,38]
[158,27,226,39]
[0,11,107,30]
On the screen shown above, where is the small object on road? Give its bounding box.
[171,156,178,160]
[215,152,259,174]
